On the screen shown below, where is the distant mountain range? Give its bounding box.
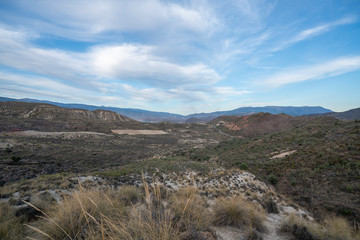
[0,96,334,122]
[308,107,360,120]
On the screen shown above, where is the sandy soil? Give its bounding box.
[111,129,167,135]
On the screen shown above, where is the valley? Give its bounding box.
[0,101,359,239]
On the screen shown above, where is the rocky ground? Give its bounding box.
[1,169,314,239]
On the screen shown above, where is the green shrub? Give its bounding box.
[10,156,21,163]
[267,175,278,185]
[239,162,248,170]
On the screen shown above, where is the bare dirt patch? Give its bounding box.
[111,129,168,135]
[1,130,110,138]
[270,150,297,159]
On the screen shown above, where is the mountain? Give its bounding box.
[0,97,333,122]
[308,107,360,120]
[187,106,332,120]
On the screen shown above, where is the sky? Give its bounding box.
[0,0,359,115]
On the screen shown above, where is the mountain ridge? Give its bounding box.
[0,96,333,122]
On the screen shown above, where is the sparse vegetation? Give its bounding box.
[0,102,360,239]
[282,214,360,240]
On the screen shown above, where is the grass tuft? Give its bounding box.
[212,195,266,232]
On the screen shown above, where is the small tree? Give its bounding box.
[11,156,21,164]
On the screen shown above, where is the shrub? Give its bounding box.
[267,175,278,185]
[239,162,248,170]
[10,156,21,163]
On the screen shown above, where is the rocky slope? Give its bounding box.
[0,102,145,132]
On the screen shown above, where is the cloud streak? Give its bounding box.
[273,16,357,51]
[262,56,360,87]
[0,0,219,41]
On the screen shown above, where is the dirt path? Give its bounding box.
[111,129,167,135]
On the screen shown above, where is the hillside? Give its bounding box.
[190,117,360,223]
[0,102,144,132]
[0,97,333,122]
[210,113,307,137]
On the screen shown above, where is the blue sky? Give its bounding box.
[0,0,359,114]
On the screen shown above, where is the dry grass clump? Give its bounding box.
[30,188,124,239]
[0,202,24,239]
[107,205,180,240]
[212,195,266,232]
[28,182,184,239]
[105,181,180,240]
[30,191,56,211]
[113,185,143,205]
[282,214,360,240]
[169,187,212,237]
[323,217,357,240]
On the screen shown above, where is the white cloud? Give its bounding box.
[262,56,360,87]
[90,44,221,86]
[1,0,218,40]
[0,26,221,89]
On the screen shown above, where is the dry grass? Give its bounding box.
[113,185,143,205]
[0,202,24,239]
[212,195,266,232]
[169,187,211,237]
[283,214,360,240]
[28,181,184,239]
[30,188,124,239]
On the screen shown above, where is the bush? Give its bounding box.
[239,162,248,170]
[10,156,21,163]
[267,175,278,185]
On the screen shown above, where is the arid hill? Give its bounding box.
[0,102,145,132]
[210,112,307,137]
